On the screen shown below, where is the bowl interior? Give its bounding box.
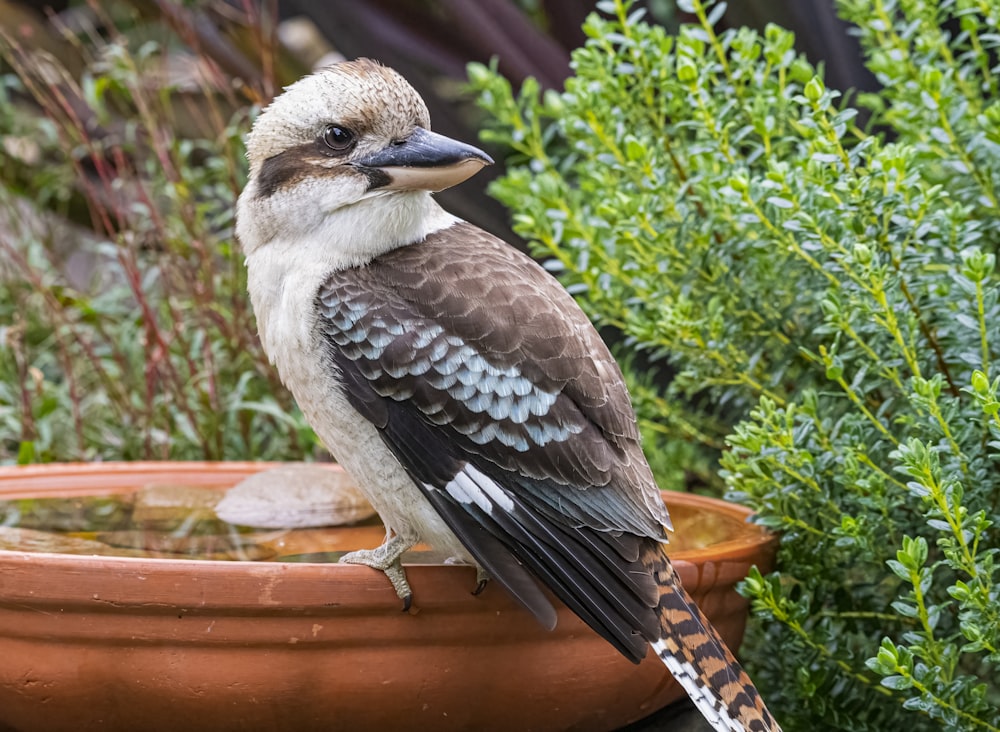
[0,461,770,565]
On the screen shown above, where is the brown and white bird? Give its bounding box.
[236,58,780,732]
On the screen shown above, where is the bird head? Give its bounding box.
[236,58,493,260]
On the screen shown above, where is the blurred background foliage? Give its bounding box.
[0,0,563,464]
[0,0,875,467]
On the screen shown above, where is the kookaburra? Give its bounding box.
[236,58,780,732]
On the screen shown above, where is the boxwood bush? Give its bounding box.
[470,0,999,729]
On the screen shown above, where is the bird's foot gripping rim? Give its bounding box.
[340,534,415,610]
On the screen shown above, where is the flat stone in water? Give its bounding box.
[215,463,375,529]
[132,484,222,528]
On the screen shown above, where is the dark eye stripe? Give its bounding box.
[255,144,313,199]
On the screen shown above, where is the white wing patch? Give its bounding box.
[651,639,744,732]
[442,463,515,515]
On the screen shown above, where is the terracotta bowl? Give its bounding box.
[0,462,776,732]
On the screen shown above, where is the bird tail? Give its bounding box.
[640,541,781,732]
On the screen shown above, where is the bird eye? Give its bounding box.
[322,125,355,154]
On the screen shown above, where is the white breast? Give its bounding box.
[241,190,471,560]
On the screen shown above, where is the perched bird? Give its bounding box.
[236,58,780,732]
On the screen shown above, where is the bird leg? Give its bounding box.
[340,534,414,610]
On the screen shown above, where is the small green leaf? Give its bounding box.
[804,76,824,103]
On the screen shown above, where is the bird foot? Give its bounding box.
[340,535,414,611]
[444,557,490,594]
[473,565,490,595]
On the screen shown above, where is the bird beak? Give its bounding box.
[353,127,494,193]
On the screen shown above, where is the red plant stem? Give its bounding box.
[9,324,37,451]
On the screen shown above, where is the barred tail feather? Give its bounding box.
[641,542,780,732]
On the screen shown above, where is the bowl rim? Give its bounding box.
[0,461,777,610]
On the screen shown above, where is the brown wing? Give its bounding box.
[316,221,672,659]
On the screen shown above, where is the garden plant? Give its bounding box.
[0,4,314,463]
[470,0,1000,729]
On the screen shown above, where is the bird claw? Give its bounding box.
[340,535,414,609]
[472,565,490,595]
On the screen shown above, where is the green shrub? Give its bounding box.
[470,0,999,728]
[0,16,313,463]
